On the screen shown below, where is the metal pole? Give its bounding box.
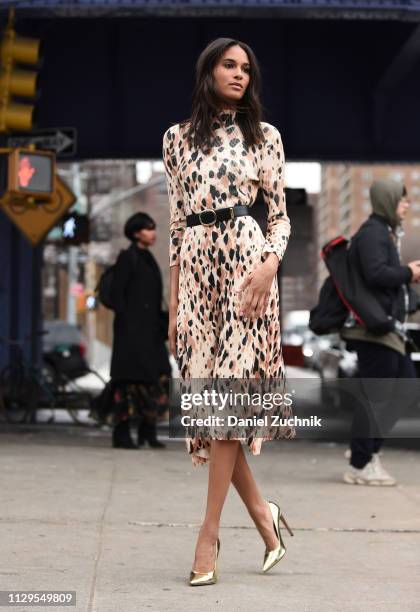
[66,246,78,324]
[66,163,82,324]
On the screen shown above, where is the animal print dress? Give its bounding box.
[162,108,296,467]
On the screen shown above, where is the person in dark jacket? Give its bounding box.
[341,179,420,485]
[109,212,171,449]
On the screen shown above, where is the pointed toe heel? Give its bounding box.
[189,537,220,586]
[262,500,294,574]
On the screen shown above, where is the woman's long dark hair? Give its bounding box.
[179,38,266,152]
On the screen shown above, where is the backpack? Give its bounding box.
[95,248,137,310]
[310,235,396,336]
[96,264,117,310]
[308,275,348,335]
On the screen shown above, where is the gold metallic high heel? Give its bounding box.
[189,537,220,586]
[262,500,294,573]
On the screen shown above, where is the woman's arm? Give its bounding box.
[236,124,290,319]
[162,125,186,357]
[162,126,187,268]
[356,228,413,288]
[259,123,291,265]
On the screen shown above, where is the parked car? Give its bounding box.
[282,311,349,372]
[316,323,420,380]
[316,334,358,380]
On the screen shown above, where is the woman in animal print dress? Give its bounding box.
[162,38,296,585]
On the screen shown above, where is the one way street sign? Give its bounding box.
[7,128,77,157]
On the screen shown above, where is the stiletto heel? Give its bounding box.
[262,500,293,573]
[279,512,294,537]
[189,537,220,586]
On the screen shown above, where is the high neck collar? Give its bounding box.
[214,107,237,128]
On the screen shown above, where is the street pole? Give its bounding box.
[66,246,77,324]
[66,163,82,324]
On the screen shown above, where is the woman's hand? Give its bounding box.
[235,254,279,319]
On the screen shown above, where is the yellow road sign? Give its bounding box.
[0,175,76,245]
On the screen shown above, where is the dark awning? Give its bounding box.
[2,1,420,21]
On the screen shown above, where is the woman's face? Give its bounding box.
[212,45,250,106]
[134,227,156,247]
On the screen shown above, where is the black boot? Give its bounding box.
[142,418,166,448]
[112,420,138,449]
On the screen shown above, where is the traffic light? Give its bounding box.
[7,148,55,201]
[60,213,90,245]
[0,9,42,133]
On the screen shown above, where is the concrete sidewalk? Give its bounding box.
[0,428,419,612]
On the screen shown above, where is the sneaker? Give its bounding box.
[343,458,396,486]
[370,454,397,486]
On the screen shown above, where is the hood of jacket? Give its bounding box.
[369,179,404,230]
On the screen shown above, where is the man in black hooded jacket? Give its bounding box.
[340,179,420,485]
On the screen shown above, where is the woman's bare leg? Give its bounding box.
[192,439,240,572]
[230,444,279,550]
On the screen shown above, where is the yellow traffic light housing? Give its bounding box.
[0,9,42,133]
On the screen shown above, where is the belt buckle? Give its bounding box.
[199,209,217,227]
[229,206,235,220]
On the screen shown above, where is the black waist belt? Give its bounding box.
[186,205,250,228]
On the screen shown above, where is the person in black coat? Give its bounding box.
[109,212,171,449]
[341,179,420,485]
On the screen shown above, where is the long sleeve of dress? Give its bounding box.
[162,126,187,268]
[259,124,291,264]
